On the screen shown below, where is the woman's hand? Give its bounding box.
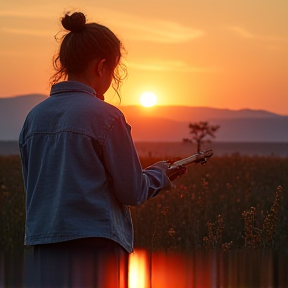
[166,164,187,181]
[150,161,187,181]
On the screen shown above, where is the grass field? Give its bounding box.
[133,154,288,252]
[1,153,287,287]
[0,153,287,253]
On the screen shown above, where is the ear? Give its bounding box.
[96,59,106,77]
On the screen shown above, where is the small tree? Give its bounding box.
[183,121,220,152]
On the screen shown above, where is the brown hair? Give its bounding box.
[50,12,127,99]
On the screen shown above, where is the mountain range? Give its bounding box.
[0,94,288,142]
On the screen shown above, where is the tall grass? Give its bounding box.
[132,154,288,252]
[0,156,24,252]
[0,154,287,253]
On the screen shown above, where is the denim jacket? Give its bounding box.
[19,81,171,253]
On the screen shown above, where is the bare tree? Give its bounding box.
[183,121,220,152]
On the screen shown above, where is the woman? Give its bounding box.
[19,11,186,287]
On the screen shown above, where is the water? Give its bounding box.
[1,141,288,157]
[1,249,288,288]
[129,249,288,288]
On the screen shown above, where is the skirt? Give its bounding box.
[25,237,129,288]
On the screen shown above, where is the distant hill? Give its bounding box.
[118,105,288,142]
[0,94,47,140]
[0,94,288,142]
[118,105,283,123]
[124,115,288,142]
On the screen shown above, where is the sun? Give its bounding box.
[139,92,157,107]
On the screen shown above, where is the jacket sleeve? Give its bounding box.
[102,114,171,206]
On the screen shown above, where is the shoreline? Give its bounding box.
[1,140,287,158]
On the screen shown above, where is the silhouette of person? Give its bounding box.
[19,11,186,288]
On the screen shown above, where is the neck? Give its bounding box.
[67,75,104,100]
[68,74,94,88]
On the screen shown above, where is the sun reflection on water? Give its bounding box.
[128,249,150,288]
[128,249,288,288]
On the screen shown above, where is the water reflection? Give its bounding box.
[1,249,288,287]
[128,249,288,288]
[129,250,150,288]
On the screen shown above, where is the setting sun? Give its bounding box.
[139,92,157,107]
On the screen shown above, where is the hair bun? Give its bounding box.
[61,12,86,33]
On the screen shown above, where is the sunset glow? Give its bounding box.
[0,1,287,115]
[127,250,283,288]
[139,92,157,107]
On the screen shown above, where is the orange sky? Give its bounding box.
[0,0,287,115]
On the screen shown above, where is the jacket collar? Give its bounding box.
[50,81,98,98]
